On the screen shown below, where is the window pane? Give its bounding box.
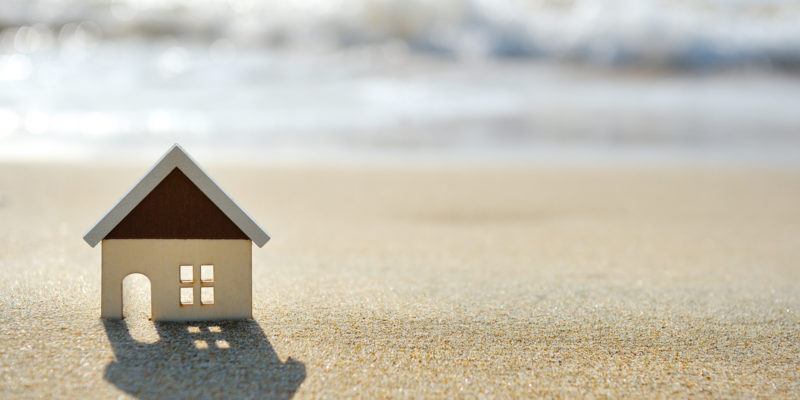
[179,265,193,283]
[201,287,214,305]
[180,287,194,305]
[200,264,214,282]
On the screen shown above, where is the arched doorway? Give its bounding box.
[122,273,157,343]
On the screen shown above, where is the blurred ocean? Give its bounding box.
[1,0,800,164]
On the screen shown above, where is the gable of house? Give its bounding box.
[83,144,270,247]
[105,168,248,240]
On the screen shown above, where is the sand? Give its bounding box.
[1,163,799,399]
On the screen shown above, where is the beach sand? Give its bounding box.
[1,163,799,398]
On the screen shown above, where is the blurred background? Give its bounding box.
[1,0,799,164]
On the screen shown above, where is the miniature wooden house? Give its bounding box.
[84,144,269,321]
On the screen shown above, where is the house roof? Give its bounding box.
[83,144,270,247]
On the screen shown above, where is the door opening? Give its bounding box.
[122,273,157,343]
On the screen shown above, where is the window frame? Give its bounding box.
[200,264,214,283]
[200,286,215,305]
[179,264,216,307]
[179,287,194,306]
[179,265,194,283]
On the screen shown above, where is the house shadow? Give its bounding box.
[102,319,306,400]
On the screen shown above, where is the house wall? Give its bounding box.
[101,239,252,321]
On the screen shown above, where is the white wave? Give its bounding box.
[2,0,800,164]
[2,0,800,68]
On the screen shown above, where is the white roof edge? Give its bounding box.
[83,144,270,248]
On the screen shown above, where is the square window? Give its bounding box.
[180,287,194,305]
[200,264,214,282]
[180,265,193,283]
[201,287,214,305]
